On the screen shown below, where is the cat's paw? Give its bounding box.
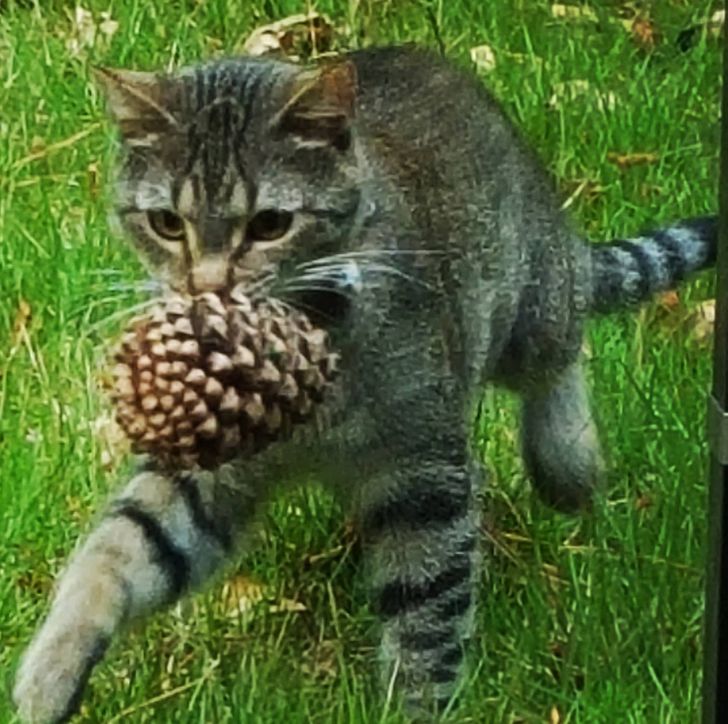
[13,620,109,723]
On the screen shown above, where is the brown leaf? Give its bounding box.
[300,640,338,680]
[657,290,680,311]
[12,298,31,347]
[548,81,617,113]
[268,596,307,614]
[560,178,604,210]
[470,45,496,73]
[221,575,267,617]
[220,575,307,618]
[302,518,359,569]
[635,493,653,511]
[630,16,659,51]
[606,151,659,169]
[551,4,597,22]
[91,411,130,471]
[87,162,100,200]
[688,299,715,345]
[241,12,335,60]
[64,6,118,58]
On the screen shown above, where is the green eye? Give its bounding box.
[247,210,293,243]
[148,209,186,241]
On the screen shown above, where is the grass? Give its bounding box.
[0,0,721,721]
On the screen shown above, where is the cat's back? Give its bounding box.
[347,46,547,184]
[346,46,560,239]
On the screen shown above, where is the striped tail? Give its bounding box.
[589,215,717,313]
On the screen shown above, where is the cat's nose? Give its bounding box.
[188,256,230,294]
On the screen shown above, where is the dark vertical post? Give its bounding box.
[703,3,728,720]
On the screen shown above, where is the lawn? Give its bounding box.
[0,1,722,722]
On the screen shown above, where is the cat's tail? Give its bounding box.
[589,215,717,313]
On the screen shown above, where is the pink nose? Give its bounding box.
[189,257,229,294]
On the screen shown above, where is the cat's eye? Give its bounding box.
[247,210,293,243]
[147,209,186,241]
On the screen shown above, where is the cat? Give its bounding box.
[13,46,716,722]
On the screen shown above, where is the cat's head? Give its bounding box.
[95,56,363,308]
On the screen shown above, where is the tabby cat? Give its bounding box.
[13,46,716,722]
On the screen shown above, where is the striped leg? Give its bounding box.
[520,360,603,511]
[13,464,258,724]
[359,454,481,716]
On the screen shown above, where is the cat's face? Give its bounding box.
[97,57,362,304]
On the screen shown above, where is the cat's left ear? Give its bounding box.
[93,67,179,145]
[273,61,357,151]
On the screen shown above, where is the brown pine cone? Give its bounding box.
[109,288,339,469]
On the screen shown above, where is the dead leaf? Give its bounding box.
[12,298,31,347]
[657,290,680,311]
[300,640,338,680]
[64,6,119,58]
[221,575,267,617]
[635,493,653,511]
[269,596,307,614]
[500,50,544,69]
[606,151,659,170]
[550,706,561,724]
[548,80,617,113]
[560,178,604,210]
[91,411,130,471]
[241,12,335,60]
[302,519,359,569]
[709,9,726,38]
[470,44,496,73]
[639,182,663,199]
[630,16,659,51]
[87,162,100,200]
[220,575,307,618]
[551,4,597,22]
[688,299,715,345]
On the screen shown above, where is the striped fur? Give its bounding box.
[13,464,260,723]
[590,216,716,313]
[14,46,717,722]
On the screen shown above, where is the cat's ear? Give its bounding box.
[93,67,179,145]
[273,61,357,151]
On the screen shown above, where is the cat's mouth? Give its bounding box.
[288,287,352,328]
[276,259,362,330]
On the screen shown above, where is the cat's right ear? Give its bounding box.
[93,67,179,145]
[272,61,357,151]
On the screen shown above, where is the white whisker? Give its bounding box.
[85,298,161,334]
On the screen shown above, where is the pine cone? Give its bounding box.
[109,288,339,469]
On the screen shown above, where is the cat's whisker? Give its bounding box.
[278,283,355,298]
[85,298,162,334]
[296,249,446,271]
[105,280,167,294]
[241,272,278,299]
[85,269,127,277]
[265,294,341,323]
[292,261,432,291]
[360,262,434,290]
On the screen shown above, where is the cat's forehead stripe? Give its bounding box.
[229,181,247,216]
[176,178,196,217]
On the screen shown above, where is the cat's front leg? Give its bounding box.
[13,464,257,724]
[358,452,481,717]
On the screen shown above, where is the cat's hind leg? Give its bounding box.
[520,359,603,512]
[13,464,259,724]
[357,450,482,717]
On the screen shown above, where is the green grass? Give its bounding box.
[0,0,721,721]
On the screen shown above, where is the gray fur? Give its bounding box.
[14,47,716,722]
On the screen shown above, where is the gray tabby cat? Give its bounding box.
[13,46,716,722]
